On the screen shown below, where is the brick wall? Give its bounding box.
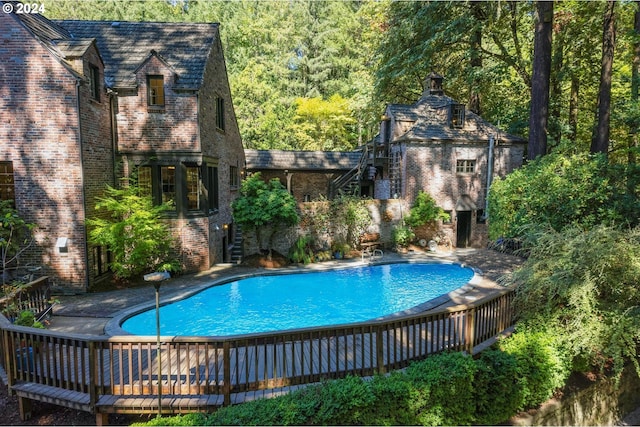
[197,35,245,265]
[0,14,112,292]
[116,55,199,154]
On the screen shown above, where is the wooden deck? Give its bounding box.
[1,279,515,425]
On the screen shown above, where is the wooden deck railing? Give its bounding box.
[0,280,515,425]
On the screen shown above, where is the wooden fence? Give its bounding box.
[0,277,515,425]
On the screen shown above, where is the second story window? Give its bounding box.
[216,96,225,131]
[147,75,165,107]
[456,159,476,173]
[89,64,100,101]
[450,103,465,128]
[0,161,15,204]
[207,165,219,213]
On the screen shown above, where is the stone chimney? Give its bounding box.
[423,72,444,96]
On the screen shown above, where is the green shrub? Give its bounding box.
[392,224,415,247]
[507,225,640,377]
[488,152,640,240]
[364,372,416,425]
[87,180,179,280]
[131,413,208,426]
[13,310,44,329]
[473,349,523,424]
[288,235,314,264]
[404,352,477,425]
[406,191,449,228]
[498,328,570,409]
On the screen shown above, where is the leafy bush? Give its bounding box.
[404,352,477,426]
[232,172,299,257]
[330,194,371,248]
[0,200,36,285]
[473,349,523,424]
[392,224,415,247]
[405,191,449,228]
[498,327,570,409]
[488,152,640,240]
[13,310,44,329]
[288,235,314,264]
[87,181,180,280]
[505,225,640,377]
[133,349,571,427]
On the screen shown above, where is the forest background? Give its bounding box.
[42,0,639,163]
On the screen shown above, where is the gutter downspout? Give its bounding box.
[484,134,495,220]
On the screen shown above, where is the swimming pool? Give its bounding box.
[121,262,475,337]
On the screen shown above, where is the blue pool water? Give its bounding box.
[122,262,474,337]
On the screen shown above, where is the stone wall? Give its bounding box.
[510,366,640,426]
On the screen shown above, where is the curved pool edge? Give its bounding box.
[104,258,484,338]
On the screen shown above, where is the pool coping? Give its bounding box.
[104,258,485,338]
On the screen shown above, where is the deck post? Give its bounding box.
[88,341,97,411]
[223,341,231,406]
[17,395,32,420]
[465,308,476,354]
[375,326,385,375]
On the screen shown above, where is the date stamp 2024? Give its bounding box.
[3,2,45,14]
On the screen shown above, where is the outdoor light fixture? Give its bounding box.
[55,237,68,255]
[144,271,170,416]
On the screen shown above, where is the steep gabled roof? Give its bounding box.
[245,150,361,171]
[4,2,92,78]
[56,20,219,90]
[389,94,525,145]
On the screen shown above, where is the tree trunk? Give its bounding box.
[569,75,579,143]
[528,1,554,161]
[630,1,640,165]
[549,16,564,148]
[468,1,484,115]
[591,0,616,156]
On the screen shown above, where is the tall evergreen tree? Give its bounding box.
[591,0,616,156]
[528,1,553,161]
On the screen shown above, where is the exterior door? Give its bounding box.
[456,210,472,248]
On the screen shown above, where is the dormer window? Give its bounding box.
[147,75,165,107]
[450,103,465,128]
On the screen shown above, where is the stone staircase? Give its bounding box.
[230,225,243,264]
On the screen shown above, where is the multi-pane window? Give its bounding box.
[0,162,15,203]
[137,166,152,197]
[456,159,476,173]
[136,163,219,215]
[216,96,225,131]
[450,103,465,128]
[89,64,100,101]
[186,166,201,211]
[160,166,176,206]
[147,75,165,106]
[92,246,111,277]
[230,165,239,188]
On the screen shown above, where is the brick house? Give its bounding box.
[0,9,244,292]
[356,73,527,247]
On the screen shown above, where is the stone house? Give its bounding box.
[332,73,527,248]
[0,9,244,292]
